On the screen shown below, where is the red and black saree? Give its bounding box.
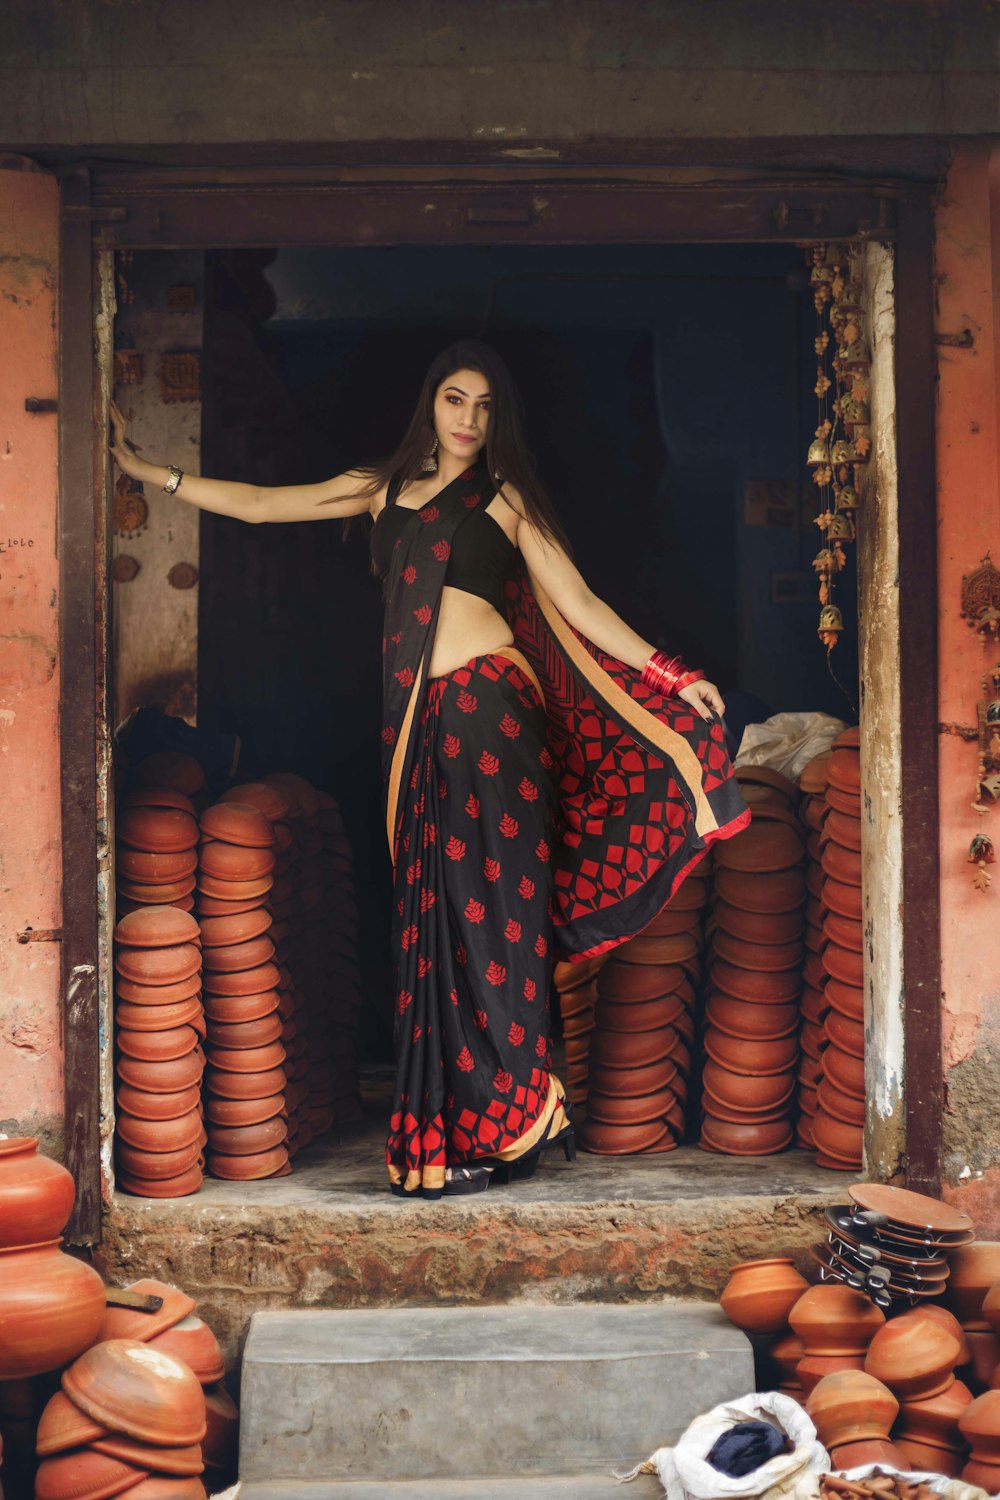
[379,461,749,1194]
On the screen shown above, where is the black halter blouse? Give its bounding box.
[371,478,517,618]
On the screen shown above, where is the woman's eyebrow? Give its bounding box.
[443,385,490,399]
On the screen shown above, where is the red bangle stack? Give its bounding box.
[641,650,705,698]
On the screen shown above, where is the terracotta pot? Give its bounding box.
[198,909,272,950]
[823,876,863,921]
[718,1257,809,1334]
[822,1043,865,1099]
[34,1449,148,1500]
[0,1240,106,1379]
[148,1313,225,1385]
[894,1436,965,1477]
[91,1436,204,1477]
[960,1389,1000,1462]
[118,805,199,854]
[205,1039,286,1075]
[661,875,710,912]
[0,1138,76,1249]
[204,1065,287,1101]
[897,1377,974,1445]
[713,867,806,914]
[589,1028,678,1071]
[640,906,702,938]
[799,753,832,796]
[789,1283,885,1355]
[700,1114,793,1155]
[962,1457,1000,1491]
[796,1353,867,1397]
[117,848,199,885]
[195,891,270,917]
[207,1013,284,1051]
[735,764,799,806]
[945,1245,1000,1329]
[806,1368,899,1446]
[828,746,861,793]
[710,959,801,1005]
[116,1140,202,1181]
[115,972,202,1007]
[202,1383,239,1472]
[116,1052,203,1093]
[714,821,804,874]
[115,1108,203,1155]
[203,989,281,1026]
[596,961,684,1002]
[826,785,861,819]
[204,1091,285,1128]
[116,1084,202,1126]
[587,1058,680,1098]
[593,994,683,1034]
[114,907,200,950]
[117,875,198,905]
[196,873,274,902]
[200,800,275,849]
[824,942,864,989]
[206,1143,291,1179]
[812,1108,863,1167]
[115,997,203,1033]
[198,840,276,882]
[116,1166,204,1200]
[220,780,289,821]
[616,931,699,966]
[117,1025,200,1063]
[585,1087,679,1127]
[826,978,864,1022]
[63,1338,207,1446]
[828,1437,908,1470]
[824,910,863,954]
[702,1060,795,1113]
[703,1028,799,1076]
[36,1390,109,1455]
[865,1315,961,1400]
[817,1077,866,1126]
[800,986,830,1025]
[713,902,804,946]
[824,1008,864,1059]
[114,944,201,988]
[205,1116,288,1158]
[120,786,198,816]
[579,1117,673,1155]
[202,962,281,997]
[712,931,803,974]
[704,994,799,1040]
[825,807,862,853]
[200,934,276,975]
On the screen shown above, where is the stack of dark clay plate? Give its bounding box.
[813,726,864,1169]
[197,798,290,1182]
[113,904,206,1199]
[553,955,605,1115]
[699,767,804,1156]
[813,1183,974,1313]
[796,751,833,1148]
[579,872,708,1155]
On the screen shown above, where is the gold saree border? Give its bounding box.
[385,659,426,860]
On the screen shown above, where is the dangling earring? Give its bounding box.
[421,437,438,474]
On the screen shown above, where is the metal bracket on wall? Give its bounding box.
[25,397,58,413]
[17,926,63,944]
[935,329,975,349]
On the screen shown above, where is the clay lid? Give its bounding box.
[596,960,683,1002]
[799,752,833,795]
[616,930,698,966]
[700,1113,793,1155]
[116,1051,204,1093]
[116,1025,200,1063]
[195,890,271,917]
[91,1436,204,1477]
[62,1339,207,1446]
[824,940,864,988]
[817,1074,866,1126]
[204,1090,285,1127]
[35,1390,109,1456]
[148,1314,226,1385]
[712,929,804,974]
[200,801,276,850]
[117,848,199,885]
[116,1139,203,1181]
[661,874,710,912]
[639,905,703,938]
[587,1057,680,1099]
[34,1447,148,1500]
[204,1064,287,1100]
[714,820,804,874]
[116,1165,204,1200]
[201,934,276,974]
[713,866,806,914]
[115,1082,201,1122]
[704,1026,799,1075]
[206,1142,290,1179]
[833,725,861,751]
[115,1107,204,1155]
[114,907,200,950]
[822,1041,865,1099]
[850,1183,974,1238]
[198,908,273,949]
[202,961,281,997]
[704,993,799,1041]
[822,875,863,921]
[220,780,290,821]
[199,840,276,883]
[585,1085,679,1128]
[823,910,863,953]
[115,996,203,1033]
[117,875,198,905]
[824,1007,865,1058]
[589,1026,679,1071]
[205,1039,286,1074]
[115,971,202,1006]
[735,764,798,803]
[702,1058,795,1112]
[204,990,282,1025]
[196,872,275,901]
[828,745,862,793]
[95,1279,197,1344]
[203,1116,287,1160]
[579,1116,673,1154]
[119,786,199,817]
[712,901,804,947]
[118,806,199,855]
[800,985,830,1025]
[826,783,862,818]
[206,1013,284,1051]
[826,807,862,853]
[709,957,801,1004]
[114,944,201,988]
[593,992,684,1035]
[821,840,863,887]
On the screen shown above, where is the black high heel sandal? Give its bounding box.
[441,1162,495,1196]
[492,1099,576,1185]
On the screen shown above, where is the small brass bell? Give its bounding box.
[837,343,871,370]
[827,513,853,540]
[830,438,855,465]
[841,397,870,427]
[807,438,831,467]
[818,603,845,639]
[836,484,860,513]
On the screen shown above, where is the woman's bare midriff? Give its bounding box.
[428,586,514,678]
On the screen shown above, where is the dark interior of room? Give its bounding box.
[193,241,859,1065]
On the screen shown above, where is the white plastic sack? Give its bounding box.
[619,1390,830,1500]
[735,712,848,782]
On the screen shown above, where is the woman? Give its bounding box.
[110,339,749,1200]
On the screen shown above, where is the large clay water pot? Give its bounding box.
[0,1240,106,1378]
[805,1368,898,1447]
[865,1312,961,1400]
[960,1390,1000,1487]
[789,1283,885,1354]
[946,1244,1000,1329]
[719,1258,809,1334]
[0,1138,76,1249]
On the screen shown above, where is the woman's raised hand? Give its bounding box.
[109,400,151,484]
[678,677,726,723]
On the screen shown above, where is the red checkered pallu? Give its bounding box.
[386,649,564,1196]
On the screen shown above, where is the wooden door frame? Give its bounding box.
[59,162,939,1243]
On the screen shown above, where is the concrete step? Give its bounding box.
[240,1478,662,1498]
[239,1303,752,1487]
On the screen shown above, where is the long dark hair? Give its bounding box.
[344,340,570,551]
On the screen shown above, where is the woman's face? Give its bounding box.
[433,367,491,463]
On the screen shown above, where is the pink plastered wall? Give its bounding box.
[936,142,1000,1226]
[0,161,63,1148]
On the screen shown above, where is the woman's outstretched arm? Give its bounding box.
[108,401,375,524]
[508,494,724,723]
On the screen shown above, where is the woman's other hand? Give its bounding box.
[678,678,725,723]
[109,400,152,484]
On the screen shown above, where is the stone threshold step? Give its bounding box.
[240,1478,662,1499]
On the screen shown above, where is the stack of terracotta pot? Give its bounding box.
[865,1306,971,1474]
[788,1282,886,1397]
[796,752,832,1148]
[34,1336,208,1500]
[945,1243,1000,1391]
[553,956,603,1114]
[813,726,864,1170]
[197,800,290,1182]
[116,789,201,919]
[114,906,206,1198]
[579,873,707,1154]
[700,769,804,1156]
[806,1368,904,1470]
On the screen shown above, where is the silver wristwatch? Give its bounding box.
[163,465,183,495]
